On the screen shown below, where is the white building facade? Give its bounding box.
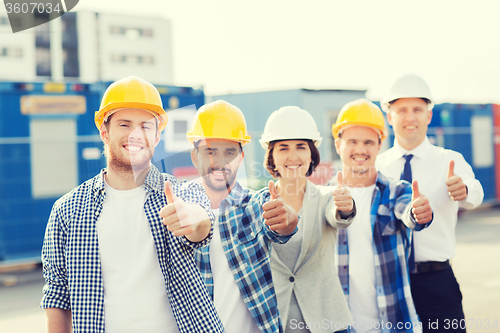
[0,10,173,84]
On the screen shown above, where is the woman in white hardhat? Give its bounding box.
[260,106,354,333]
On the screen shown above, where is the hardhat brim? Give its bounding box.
[332,122,387,141]
[187,132,251,146]
[95,102,168,132]
[381,97,434,113]
[259,136,323,149]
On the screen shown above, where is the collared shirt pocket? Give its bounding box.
[236,214,269,267]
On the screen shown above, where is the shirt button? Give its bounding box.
[250,232,255,237]
[289,276,295,283]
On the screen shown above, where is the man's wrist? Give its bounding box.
[338,200,356,219]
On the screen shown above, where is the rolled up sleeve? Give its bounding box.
[41,203,71,310]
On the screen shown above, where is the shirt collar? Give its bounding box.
[92,164,163,196]
[393,136,431,160]
[143,164,165,193]
[375,171,391,188]
[221,181,249,208]
[92,169,106,196]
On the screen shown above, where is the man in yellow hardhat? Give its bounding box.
[377,74,484,332]
[188,100,298,333]
[41,76,224,333]
[332,99,434,332]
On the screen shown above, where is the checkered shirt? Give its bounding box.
[195,183,296,333]
[41,165,224,333]
[337,172,431,333]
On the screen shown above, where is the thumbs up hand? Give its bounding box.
[262,180,298,235]
[446,160,467,201]
[164,180,176,204]
[269,180,279,200]
[332,171,354,213]
[411,180,433,224]
[160,181,211,242]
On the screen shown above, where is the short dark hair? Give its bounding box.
[193,140,243,152]
[264,139,320,178]
[103,113,114,132]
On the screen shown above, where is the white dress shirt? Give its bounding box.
[376,137,484,262]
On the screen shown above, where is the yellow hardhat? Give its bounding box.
[94,76,168,132]
[187,100,251,145]
[332,99,388,141]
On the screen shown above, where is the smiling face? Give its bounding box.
[271,140,312,180]
[387,97,433,150]
[335,125,381,185]
[191,139,244,192]
[100,108,160,173]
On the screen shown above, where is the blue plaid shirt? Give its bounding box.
[337,172,431,333]
[194,182,296,333]
[41,165,224,333]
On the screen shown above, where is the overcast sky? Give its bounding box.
[77,0,500,103]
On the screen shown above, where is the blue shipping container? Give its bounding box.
[0,81,204,264]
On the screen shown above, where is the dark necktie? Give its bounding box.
[401,154,413,183]
[401,154,416,272]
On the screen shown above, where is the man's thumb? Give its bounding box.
[412,180,420,200]
[447,160,455,179]
[337,171,344,188]
[269,180,279,200]
[164,181,176,204]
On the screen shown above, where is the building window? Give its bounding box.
[140,29,153,37]
[35,13,50,46]
[0,47,23,58]
[109,26,154,38]
[173,120,188,141]
[110,54,155,65]
[36,47,51,76]
[62,12,79,77]
[63,49,79,77]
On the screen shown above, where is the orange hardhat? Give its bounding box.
[94,76,168,132]
[332,99,388,141]
[187,100,251,145]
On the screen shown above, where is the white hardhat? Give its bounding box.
[381,74,434,112]
[260,106,323,149]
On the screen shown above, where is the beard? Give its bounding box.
[201,167,238,192]
[107,142,153,176]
